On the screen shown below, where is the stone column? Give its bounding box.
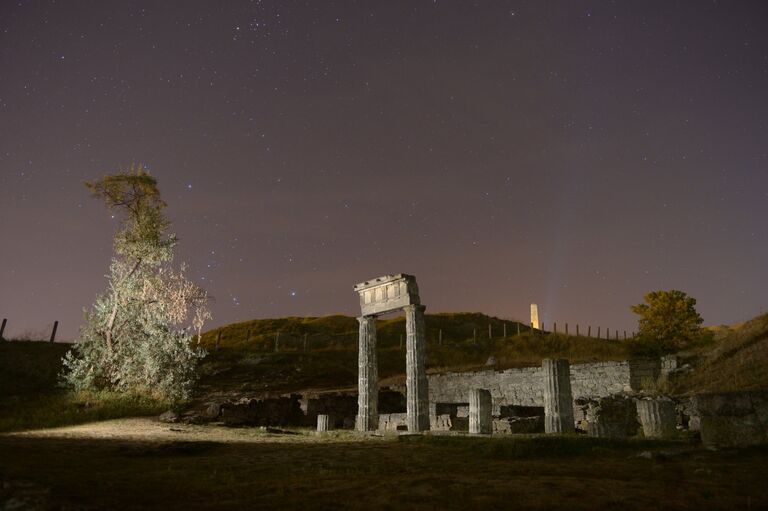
[404,304,430,432]
[469,388,492,434]
[317,414,332,432]
[542,359,575,434]
[636,399,677,438]
[356,315,378,432]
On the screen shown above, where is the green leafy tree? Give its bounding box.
[61,166,210,402]
[630,289,703,353]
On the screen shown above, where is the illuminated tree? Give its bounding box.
[631,289,703,353]
[61,165,210,401]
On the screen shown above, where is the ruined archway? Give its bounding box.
[353,274,429,432]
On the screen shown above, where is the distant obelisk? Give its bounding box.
[530,303,540,330]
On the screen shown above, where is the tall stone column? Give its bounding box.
[356,315,378,431]
[542,358,575,434]
[404,304,430,432]
[469,388,493,434]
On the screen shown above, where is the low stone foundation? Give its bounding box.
[692,390,768,448]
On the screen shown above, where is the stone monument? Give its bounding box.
[354,274,429,432]
[530,304,540,330]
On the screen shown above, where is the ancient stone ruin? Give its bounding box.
[542,358,575,433]
[469,388,492,434]
[354,274,429,432]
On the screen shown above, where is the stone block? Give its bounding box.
[430,414,452,431]
[692,391,768,448]
[576,395,639,439]
[317,414,332,432]
[636,399,677,439]
[354,274,420,317]
[469,388,492,434]
[542,359,575,434]
[492,416,544,434]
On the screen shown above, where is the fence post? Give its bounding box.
[215,331,221,351]
[439,329,442,345]
[275,332,280,352]
[49,321,58,343]
[623,330,627,340]
[473,328,477,344]
[0,318,6,340]
[503,323,507,338]
[576,324,579,336]
[517,322,520,336]
[488,324,492,340]
[587,325,591,337]
[553,322,557,334]
[597,326,601,339]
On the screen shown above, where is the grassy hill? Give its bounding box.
[670,312,768,395]
[194,313,631,398]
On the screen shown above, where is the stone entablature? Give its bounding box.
[353,273,420,317]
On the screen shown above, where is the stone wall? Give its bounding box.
[389,359,660,411]
[691,390,768,448]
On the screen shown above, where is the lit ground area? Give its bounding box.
[1,418,766,510]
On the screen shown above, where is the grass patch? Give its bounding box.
[0,390,168,433]
[404,433,684,460]
[1,421,766,510]
[0,341,168,433]
[671,312,768,394]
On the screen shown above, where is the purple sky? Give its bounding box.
[1,1,767,341]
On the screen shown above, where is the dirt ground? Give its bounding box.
[1,418,766,510]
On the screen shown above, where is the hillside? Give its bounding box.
[671,312,768,395]
[194,313,631,399]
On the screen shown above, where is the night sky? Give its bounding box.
[1,1,767,341]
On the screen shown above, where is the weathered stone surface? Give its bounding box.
[576,395,639,439]
[202,402,222,420]
[317,414,332,432]
[159,410,179,423]
[402,359,661,412]
[542,359,575,434]
[354,274,420,317]
[432,403,469,431]
[469,388,492,434]
[405,304,430,432]
[356,315,378,431]
[692,391,768,448]
[378,413,408,432]
[430,414,452,431]
[636,398,677,438]
[660,355,678,378]
[493,416,544,434]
